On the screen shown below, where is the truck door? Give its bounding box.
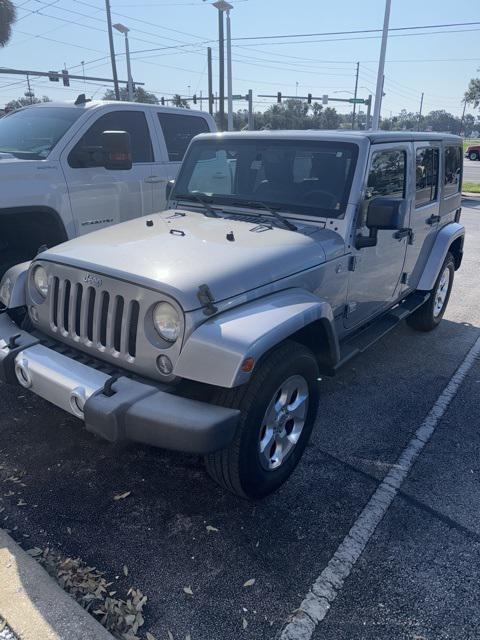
[401,143,440,288]
[344,144,411,329]
[61,109,157,235]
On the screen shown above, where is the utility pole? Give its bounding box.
[418,92,424,131]
[372,0,391,130]
[26,74,33,103]
[460,98,467,135]
[226,6,233,131]
[247,89,254,130]
[207,47,214,116]
[218,8,225,130]
[352,61,359,130]
[105,0,120,100]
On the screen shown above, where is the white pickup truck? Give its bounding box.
[0,96,216,276]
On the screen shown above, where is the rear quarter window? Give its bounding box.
[157,113,210,162]
[444,145,462,198]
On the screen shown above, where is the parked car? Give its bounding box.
[465,143,480,160]
[0,96,216,277]
[0,131,464,499]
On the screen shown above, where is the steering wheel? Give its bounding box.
[302,189,338,209]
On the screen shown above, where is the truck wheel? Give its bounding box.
[469,151,478,160]
[406,253,455,332]
[205,341,320,499]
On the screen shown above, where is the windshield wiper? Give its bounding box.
[177,192,220,218]
[232,200,298,232]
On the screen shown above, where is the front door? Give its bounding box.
[344,144,411,329]
[61,109,157,235]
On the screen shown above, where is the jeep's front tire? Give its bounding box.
[205,341,320,499]
[407,252,455,332]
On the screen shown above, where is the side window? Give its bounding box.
[157,113,210,162]
[415,147,439,207]
[69,110,153,168]
[444,145,462,197]
[367,149,406,199]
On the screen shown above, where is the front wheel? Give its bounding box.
[406,253,455,332]
[469,151,478,161]
[205,341,320,499]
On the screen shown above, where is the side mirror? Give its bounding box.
[366,197,406,230]
[356,197,407,249]
[166,179,175,201]
[101,130,132,170]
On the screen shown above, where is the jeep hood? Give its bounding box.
[41,209,328,311]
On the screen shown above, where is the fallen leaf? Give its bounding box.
[185,635,192,640]
[113,491,131,501]
[17,499,27,506]
[242,617,248,629]
[123,564,129,576]
[183,586,193,596]
[206,525,219,532]
[243,578,255,587]
[167,632,174,640]
[26,547,43,557]
[146,633,157,640]
[66,527,72,535]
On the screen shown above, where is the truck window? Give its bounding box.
[367,150,405,199]
[0,107,83,160]
[69,110,153,168]
[415,147,439,207]
[157,113,210,162]
[444,145,462,198]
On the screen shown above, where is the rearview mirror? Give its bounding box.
[356,197,407,249]
[102,130,132,170]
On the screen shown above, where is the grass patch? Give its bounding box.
[462,181,480,193]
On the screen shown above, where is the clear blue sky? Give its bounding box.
[1,0,479,118]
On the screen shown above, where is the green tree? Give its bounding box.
[464,78,480,108]
[0,0,16,47]
[103,86,159,104]
[171,94,190,109]
[5,93,51,111]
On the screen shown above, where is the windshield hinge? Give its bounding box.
[348,255,357,272]
[197,284,218,316]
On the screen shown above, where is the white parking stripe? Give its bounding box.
[279,334,480,640]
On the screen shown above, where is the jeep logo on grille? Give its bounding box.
[83,273,102,287]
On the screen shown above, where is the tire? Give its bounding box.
[469,151,478,161]
[204,341,320,499]
[406,252,455,332]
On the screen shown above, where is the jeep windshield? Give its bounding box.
[0,107,83,160]
[173,138,358,219]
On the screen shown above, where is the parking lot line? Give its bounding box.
[279,334,480,640]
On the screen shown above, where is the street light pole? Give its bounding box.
[226,7,233,130]
[113,23,134,101]
[352,62,359,130]
[213,1,233,131]
[372,0,391,130]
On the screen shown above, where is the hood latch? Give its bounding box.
[197,284,218,316]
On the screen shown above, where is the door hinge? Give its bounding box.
[348,255,357,272]
[401,272,408,284]
[394,228,414,244]
[426,214,441,225]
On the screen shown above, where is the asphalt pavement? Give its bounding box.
[0,202,479,640]
[463,158,480,183]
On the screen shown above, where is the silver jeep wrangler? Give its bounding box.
[0,131,464,499]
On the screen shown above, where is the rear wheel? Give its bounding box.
[205,341,320,499]
[406,253,455,332]
[468,151,478,161]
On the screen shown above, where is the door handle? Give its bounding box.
[426,214,441,225]
[144,176,164,184]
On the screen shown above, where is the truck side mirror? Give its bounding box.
[356,197,406,249]
[101,130,132,170]
[166,179,175,201]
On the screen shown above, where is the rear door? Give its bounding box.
[402,142,440,288]
[344,143,411,329]
[61,109,157,235]
[152,111,211,211]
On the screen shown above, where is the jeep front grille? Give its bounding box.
[50,277,140,359]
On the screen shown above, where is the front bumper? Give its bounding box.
[0,312,239,454]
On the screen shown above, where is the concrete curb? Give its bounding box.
[462,192,480,198]
[0,530,115,640]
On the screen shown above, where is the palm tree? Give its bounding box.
[0,0,16,47]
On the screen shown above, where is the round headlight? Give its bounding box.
[33,266,49,298]
[153,302,181,343]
